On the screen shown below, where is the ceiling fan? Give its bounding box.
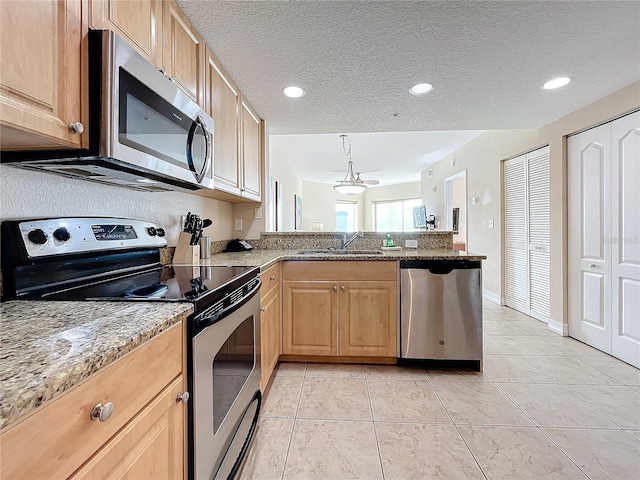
[334,134,380,195]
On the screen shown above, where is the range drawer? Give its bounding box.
[0,323,183,480]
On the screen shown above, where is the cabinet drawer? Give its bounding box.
[0,323,182,480]
[260,262,281,300]
[283,261,396,281]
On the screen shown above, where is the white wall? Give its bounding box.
[301,181,365,231]
[421,81,640,323]
[0,166,233,244]
[268,148,303,232]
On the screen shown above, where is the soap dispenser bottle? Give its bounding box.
[385,234,394,247]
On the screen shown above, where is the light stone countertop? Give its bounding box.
[0,301,193,431]
[194,249,487,271]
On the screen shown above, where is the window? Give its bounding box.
[336,201,357,231]
[373,198,422,232]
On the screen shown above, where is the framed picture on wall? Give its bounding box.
[294,194,302,230]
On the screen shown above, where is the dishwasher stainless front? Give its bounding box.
[399,259,482,369]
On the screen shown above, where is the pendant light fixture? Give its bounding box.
[334,135,367,195]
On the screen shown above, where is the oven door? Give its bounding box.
[191,289,261,480]
[100,30,214,189]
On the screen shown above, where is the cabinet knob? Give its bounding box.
[260,306,266,312]
[90,402,114,422]
[158,67,166,75]
[176,392,190,404]
[68,122,84,134]
[333,285,338,291]
[270,275,276,281]
[341,285,346,291]
[588,263,597,268]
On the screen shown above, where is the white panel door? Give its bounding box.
[610,111,640,367]
[504,155,529,313]
[528,147,551,320]
[568,123,612,353]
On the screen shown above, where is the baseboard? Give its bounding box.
[547,319,569,336]
[483,290,504,305]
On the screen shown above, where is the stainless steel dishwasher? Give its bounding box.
[399,259,482,370]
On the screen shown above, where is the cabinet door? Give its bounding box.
[205,50,241,195]
[241,98,262,201]
[283,281,338,356]
[90,0,163,68]
[339,281,397,357]
[163,0,205,106]
[70,377,185,480]
[260,287,281,391]
[0,0,86,150]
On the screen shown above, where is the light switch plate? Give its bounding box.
[255,207,262,219]
[405,239,418,248]
[235,219,243,231]
[488,220,495,228]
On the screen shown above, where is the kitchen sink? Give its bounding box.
[297,249,384,255]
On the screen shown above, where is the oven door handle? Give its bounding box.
[193,279,262,335]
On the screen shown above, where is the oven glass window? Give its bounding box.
[212,315,255,433]
[118,68,193,170]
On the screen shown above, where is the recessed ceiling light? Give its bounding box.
[542,77,572,90]
[283,86,305,98]
[409,83,434,95]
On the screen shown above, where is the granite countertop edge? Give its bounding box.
[0,301,193,432]
[194,249,487,270]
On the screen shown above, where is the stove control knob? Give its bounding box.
[28,228,48,245]
[53,227,71,242]
[156,228,166,237]
[147,227,157,236]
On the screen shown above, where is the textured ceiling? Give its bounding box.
[177,0,639,185]
[178,0,640,135]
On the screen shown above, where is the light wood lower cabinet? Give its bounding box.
[260,263,281,391]
[0,0,87,150]
[70,376,185,480]
[0,322,186,480]
[282,262,397,358]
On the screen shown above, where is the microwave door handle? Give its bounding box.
[186,116,208,183]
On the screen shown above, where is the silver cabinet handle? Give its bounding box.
[176,392,190,404]
[90,402,114,422]
[260,306,266,312]
[588,263,597,268]
[333,285,338,291]
[68,122,84,134]
[270,275,276,281]
[340,285,346,291]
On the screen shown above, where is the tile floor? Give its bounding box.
[239,301,640,480]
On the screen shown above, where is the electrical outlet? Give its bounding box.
[255,207,262,219]
[405,239,418,248]
[235,219,243,231]
[488,220,495,229]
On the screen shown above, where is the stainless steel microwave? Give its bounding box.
[1,30,214,192]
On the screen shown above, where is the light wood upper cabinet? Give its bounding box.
[90,0,163,69]
[241,98,262,201]
[163,0,205,106]
[283,280,339,356]
[0,0,87,150]
[282,262,397,358]
[70,376,185,480]
[339,281,397,357]
[205,50,241,195]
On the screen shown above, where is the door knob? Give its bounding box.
[90,402,114,422]
[68,122,84,134]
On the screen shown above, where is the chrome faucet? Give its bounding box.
[340,231,363,249]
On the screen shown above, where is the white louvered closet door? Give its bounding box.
[527,148,551,320]
[504,156,529,313]
[504,146,551,320]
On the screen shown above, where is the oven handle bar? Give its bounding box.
[192,278,261,336]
